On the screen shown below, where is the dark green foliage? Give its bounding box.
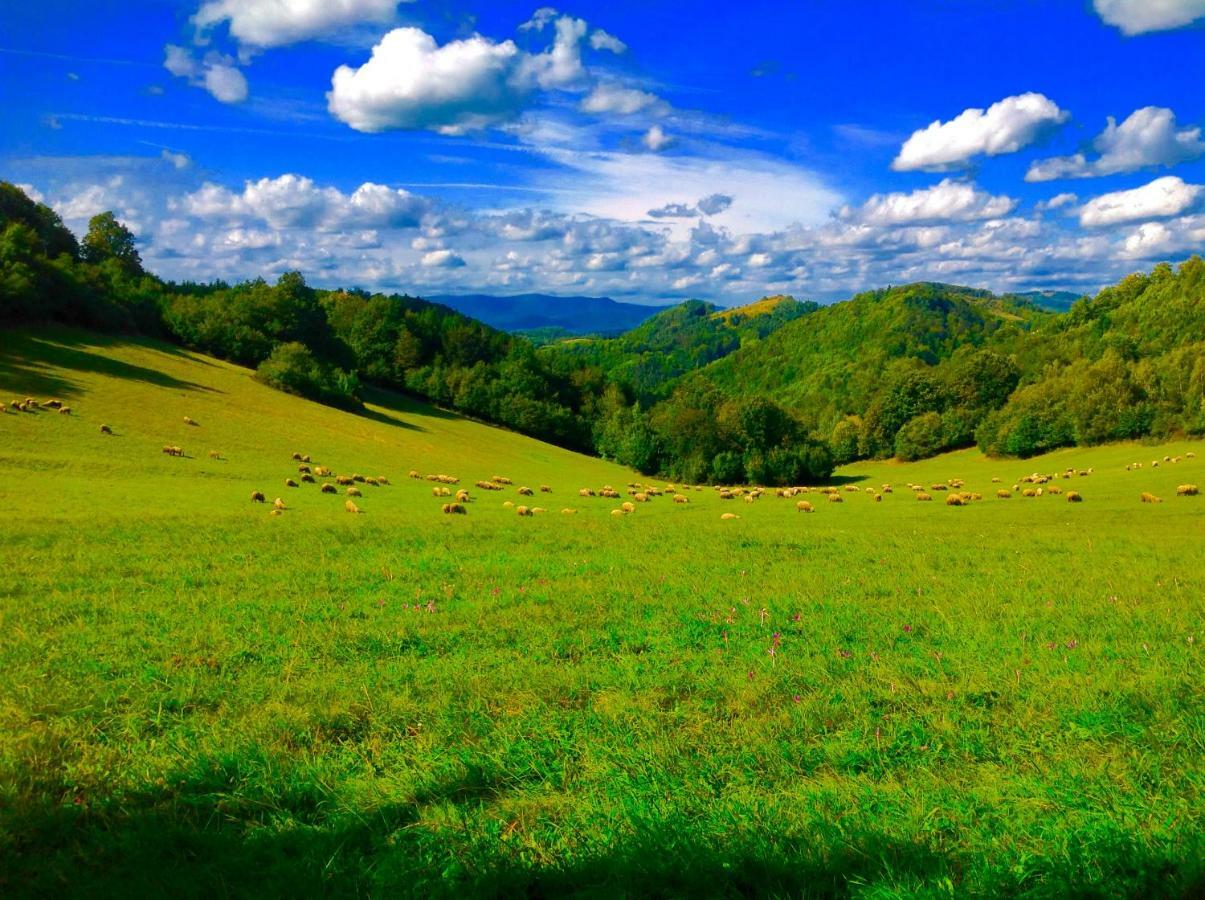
[81,212,142,277]
[255,342,361,410]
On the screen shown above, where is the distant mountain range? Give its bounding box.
[428,293,668,335]
[1010,290,1086,312]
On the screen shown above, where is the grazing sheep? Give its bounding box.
[492,475,512,485]
[844,485,859,493]
[99,424,113,435]
[503,500,514,508]
[442,503,466,515]
[298,464,311,474]
[991,477,1001,483]
[673,494,689,504]
[270,508,284,517]
[720,512,740,520]
[743,494,756,504]
[1141,492,1162,503]
[352,474,365,483]
[635,492,650,503]
[285,478,299,488]
[531,507,546,515]
[292,453,303,461]
[336,475,354,485]
[611,508,627,517]
[315,466,332,477]
[321,483,337,494]
[601,489,620,498]
[251,491,265,503]
[455,489,471,503]
[183,416,197,426]
[273,498,286,510]
[916,492,932,502]
[579,488,595,498]
[997,489,1011,499]
[1187,452,1197,459]
[41,399,62,409]
[345,500,361,514]
[209,450,222,459]
[377,476,390,485]
[518,486,534,496]
[828,493,843,503]
[431,486,450,497]
[874,493,882,502]
[930,484,947,492]
[409,470,422,479]
[1047,484,1062,495]
[516,505,533,517]
[161,445,183,457]
[301,474,315,483]
[946,494,963,507]
[1022,488,1037,498]
[301,455,311,464]
[1177,484,1199,496]
[365,477,379,487]
[1066,491,1083,502]
[561,508,577,514]
[58,406,71,415]
[622,501,636,513]
[540,485,552,493]
[796,500,814,512]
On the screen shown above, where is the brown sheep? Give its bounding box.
[442,503,466,515]
[377,476,390,485]
[336,475,354,485]
[59,406,71,415]
[873,493,882,502]
[516,505,533,517]
[298,464,311,474]
[945,494,963,506]
[99,424,113,435]
[882,485,893,493]
[673,494,689,504]
[183,416,197,426]
[285,478,299,488]
[41,399,62,409]
[1140,492,1161,503]
[996,489,1011,499]
[292,452,303,461]
[796,500,814,512]
[352,474,366,483]
[301,474,315,483]
[251,491,265,503]
[1176,484,1199,496]
[321,483,337,494]
[1066,491,1083,502]
[930,483,947,491]
[540,485,552,493]
[273,498,286,510]
[365,477,379,487]
[916,492,932,502]
[518,486,534,496]
[720,512,740,520]
[345,500,361,514]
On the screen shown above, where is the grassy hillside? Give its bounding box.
[1,327,1203,897]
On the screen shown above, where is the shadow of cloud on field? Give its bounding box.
[0,334,219,397]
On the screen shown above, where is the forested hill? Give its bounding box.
[543,294,817,404]
[428,292,666,335]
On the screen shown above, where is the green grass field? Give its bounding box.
[1,327,1202,898]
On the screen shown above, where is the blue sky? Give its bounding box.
[2,0,1203,304]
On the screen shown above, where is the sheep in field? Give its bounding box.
[273,498,286,510]
[377,476,390,485]
[997,489,1011,499]
[59,406,71,415]
[516,505,533,517]
[321,483,337,494]
[292,453,303,461]
[540,485,552,493]
[1177,484,1199,496]
[99,424,112,435]
[183,416,198,426]
[365,477,379,487]
[270,508,284,517]
[352,474,366,483]
[301,474,315,483]
[579,488,595,497]
[345,500,361,514]
[874,493,882,502]
[442,503,466,515]
[336,475,354,486]
[1022,488,1037,498]
[492,476,512,485]
[518,486,534,496]
[1140,492,1161,503]
[251,491,265,503]
[796,500,814,512]
[622,501,636,513]
[298,464,311,474]
[916,492,932,502]
[432,486,451,497]
[673,494,689,504]
[720,513,740,520]
[828,493,843,503]
[409,470,422,479]
[1066,491,1083,502]
[531,507,546,515]
[301,455,311,464]
[209,450,222,459]
[561,508,577,514]
[456,489,471,503]
[611,508,627,517]
[285,478,298,488]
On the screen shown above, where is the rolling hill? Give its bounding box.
[427,292,667,335]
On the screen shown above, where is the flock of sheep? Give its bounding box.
[7,395,1199,517]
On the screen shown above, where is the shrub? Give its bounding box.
[255,342,361,410]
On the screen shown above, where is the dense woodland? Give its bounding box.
[3,182,1203,483]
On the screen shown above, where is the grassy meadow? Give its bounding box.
[1,327,1202,897]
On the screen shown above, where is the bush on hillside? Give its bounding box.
[255,342,361,410]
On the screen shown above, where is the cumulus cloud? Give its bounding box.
[1078,176,1203,227]
[1026,107,1205,181]
[161,150,191,170]
[327,14,594,134]
[642,124,673,151]
[421,249,466,268]
[843,179,1017,226]
[191,0,401,49]
[164,44,248,103]
[648,202,697,219]
[589,29,627,53]
[1093,0,1205,34]
[893,93,1069,171]
[580,83,664,116]
[696,193,734,216]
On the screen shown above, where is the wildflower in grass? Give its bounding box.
[839,649,852,659]
[772,632,781,647]
[759,608,768,624]
[870,651,879,661]
[767,646,776,659]
[1065,639,1078,650]
[491,587,500,597]
[793,612,801,622]
[748,670,755,680]
[902,624,913,633]
[792,694,801,703]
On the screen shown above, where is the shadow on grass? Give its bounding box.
[3,768,1200,900]
[0,333,219,398]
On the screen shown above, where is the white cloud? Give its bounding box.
[696,193,734,216]
[843,179,1016,225]
[1093,0,1205,34]
[1079,176,1202,227]
[192,0,401,49]
[163,44,248,103]
[1122,222,1171,256]
[327,15,592,134]
[642,124,673,151]
[161,149,191,170]
[421,249,466,267]
[580,83,663,116]
[589,29,626,53]
[893,93,1069,171]
[1026,107,1205,181]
